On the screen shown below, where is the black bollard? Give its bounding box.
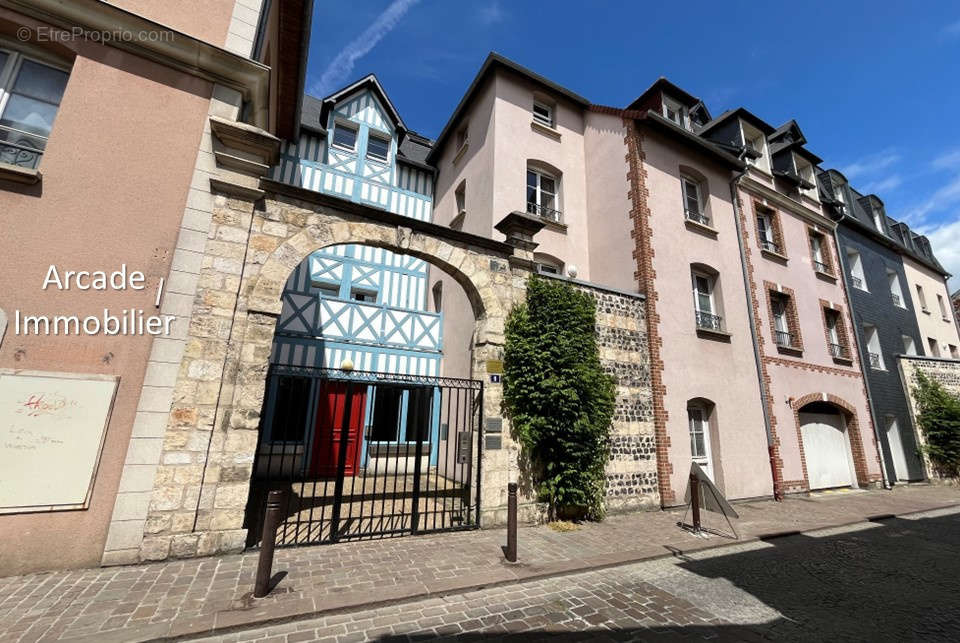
[505,482,518,562]
[254,489,284,598]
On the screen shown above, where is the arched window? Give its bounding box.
[690,263,725,334]
[533,252,564,276]
[526,160,562,223]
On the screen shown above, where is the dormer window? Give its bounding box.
[366,132,390,162]
[662,95,687,129]
[872,210,884,232]
[533,100,554,128]
[741,122,769,172]
[332,122,358,151]
[833,183,846,204]
[794,156,817,200]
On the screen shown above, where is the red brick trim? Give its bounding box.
[736,187,785,499]
[623,118,674,506]
[789,393,881,488]
[763,280,804,353]
[763,356,861,378]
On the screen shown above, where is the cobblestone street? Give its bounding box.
[195,505,960,642]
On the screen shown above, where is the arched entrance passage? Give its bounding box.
[791,393,870,490]
[247,239,489,544]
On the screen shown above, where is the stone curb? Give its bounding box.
[91,501,960,642]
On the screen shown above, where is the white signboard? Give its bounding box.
[0,370,119,513]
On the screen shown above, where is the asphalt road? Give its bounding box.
[196,506,960,642]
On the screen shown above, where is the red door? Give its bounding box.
[310,383,367,477]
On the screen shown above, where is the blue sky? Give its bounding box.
[306,1,960,289]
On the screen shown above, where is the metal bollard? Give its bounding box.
[254,489,285,598]
[505,482,518,562]
[689,473,701,534]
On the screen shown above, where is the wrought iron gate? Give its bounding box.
[246,366,483,546]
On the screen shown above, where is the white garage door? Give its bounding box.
[799,411,853,490]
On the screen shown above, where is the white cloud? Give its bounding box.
[310,0,420,96]
[907,173,960,223]
[860,174,902,195]
[923,216,960,289]
[840,150,900,179]
[477,1,505,25]
[932,149,960,171]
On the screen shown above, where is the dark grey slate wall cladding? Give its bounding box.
[836,221,926,480]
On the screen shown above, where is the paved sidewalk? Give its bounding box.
[0,484,957,642]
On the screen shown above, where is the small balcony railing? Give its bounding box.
[829,343,849,359]
[851,275,864,290]
[868,352,882,369]
[760,238,781,254]
[891,293,902,307]
[774,329,795,347]
[813,259,829,273]
[685,210,710,226]
[526,202,563,224]
[0,125,45,169]
[695,310,723,332]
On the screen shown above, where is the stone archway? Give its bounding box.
[132,184,530,561]
[790,393,871,489]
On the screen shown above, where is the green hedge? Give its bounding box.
[503,276,616,520]
[913,371,960,478]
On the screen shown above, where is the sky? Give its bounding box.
[306,1,960,290]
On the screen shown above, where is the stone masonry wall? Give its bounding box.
[899,355,960,480]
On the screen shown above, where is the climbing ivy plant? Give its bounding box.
[912,371,960,478]
[503,275,616,520]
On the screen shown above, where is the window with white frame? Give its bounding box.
[533,100,554,127]
[795,155,818,200]
[825,308,847,359]
[902,335,917,356]
[772,295,792,346]
[938,294,949,319]
[332,121,358,151]
[681,175,707,225]
[526,167,560,222]
[0,46,70,169]
[809,231,829,273]
[864,324,884,369]
[535,254,562,275]
[887,269,905,307]
[742,122,769,172]
[692,271,721,331]
[756,209,779,253]
[833,182,846,204]
[916,284,928,311]
[872,209,884,232]
[846,249,868,291]
[366,132,389,162]
[688,405,708,460]
[662,95,688,129]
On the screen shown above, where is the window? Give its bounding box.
[366,133,389,162]
[928,338,940,358]
[350,287,377,303]
[742,122,769,172]
[313,282,340,298]
[938,294,949,319]
[809,231,830,274]
[432,281,442,312]
[846,249,868,291]
[950,344,959,359]
[864,324,884,369]
[662,95,687,129]
[795,156,818,200]
[266,375,311,442]
[767,287,802,351]
[0,48,70,169]
[681,175,707,225]
[526,167,560,222]
[455,181,466,214]
[455,124,468,150]
[824,308,848,359]
[535,253,563,275]
[369,385,434,443]
[916,284,928,312]
[771,296,792,346]
[692,271,722,331]
[756,208,780,254]
[887,269,905,308]
[332,122,358,151]
[833,184,846,205]
[902,335,917,356]
[533,100,554,127]
[872,209,884,232]
[688,406,707,459]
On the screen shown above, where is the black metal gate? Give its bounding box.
[245,366,483,546]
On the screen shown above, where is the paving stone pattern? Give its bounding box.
[0,485,957,642]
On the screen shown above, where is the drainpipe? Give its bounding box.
[831,226,891,490]
[728,165,782,500]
